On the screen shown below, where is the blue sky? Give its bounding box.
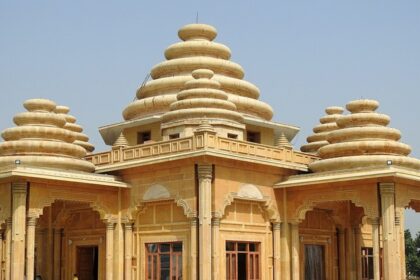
[1,1,419,233]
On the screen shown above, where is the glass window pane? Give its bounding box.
[147,255,152,280]
[249,243,257,252]
[147,243,158,253]
[237,243,247,251]
[226,242,235,251]
[177,255,182,278]
[160,254,170,280]
[160,243,170,253]
[173,242,182,252]
[153,256,157,279]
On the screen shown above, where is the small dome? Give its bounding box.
[123,23,273,122]
[309,99,420,172]
[162,68,243,124]
[0,99,95,172]
[54,106,95,153]
[300,106,344,154]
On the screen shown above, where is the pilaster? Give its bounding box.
[5,218,12,280]
[106,221,116,280]
[290,222,300,280]
[124,221,133,280]
[53,228,62,280]
[10,182,27,280]
[370,218,381,280]
[197,164,212,280]
[354,226,362,280]
[211,216,220,280]
[379,182,399,279]
[272,222,281,280]
[337,228,346,280]
[345,227,356,280]
[190,217,198,280]
[280,222,290,280]
[26,215,37,280]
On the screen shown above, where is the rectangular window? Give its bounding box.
[169,133,180,139]
[137,131,151,144]
[146,242,182,280]
[226,241,260,280]
[227,133,238,139]
[247,131,261,143]
[361,247,374,280]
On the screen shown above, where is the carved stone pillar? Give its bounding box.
[398,209,406,280]
[354,226,362,280]
[338,228,346,280]
[190,217,198,280]
[212,216,220,280]
[26,216,37,280]
[371,218,381,280]
[197,164,212,280]
[124,222,133,280]
[53,228,62,280]
[290,223,300,280]
[280,222,290,280]
[380,183,399,280]
[106,221,115,280]
[5,218,12,280]
[346,227,356,280]
[10,182,27,280]
[273,222,281,280]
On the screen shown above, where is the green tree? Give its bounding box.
[405,229,420,277]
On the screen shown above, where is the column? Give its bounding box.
[5,218,12,280]
[106,221,115,280]
[290,222,300,280]
[273,222,281,280]
[53,228,62,280]
[338,228,346,280]
[398,209,406,280]
[379,183,399,279]
[26,216,37,280]
[280,222,290,280]
[190,217,198,280]
[197,164,212,280]
[345,227,356,280]
[211,216,220,280]
[354,226,362,280]
[124,222,133,280]
[0,229,3,280]
[371,218,381,280]
[10,182,27,280]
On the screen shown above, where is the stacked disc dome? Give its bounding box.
[0,99,95,172]
[309,99,420,172]
[301,106,344,154]
[162,69,243,126]
[123,23,273,122]
[54,105,95,153]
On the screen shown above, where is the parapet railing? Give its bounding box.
[85,131,318,167]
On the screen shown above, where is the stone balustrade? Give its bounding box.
[86,133,318,168]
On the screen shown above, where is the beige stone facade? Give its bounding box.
[0,23,419,280]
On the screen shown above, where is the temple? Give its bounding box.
[0,23,419,280]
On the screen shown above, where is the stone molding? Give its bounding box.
[197,164,213,180]
[294,189,377,221]
[217,191,280,222]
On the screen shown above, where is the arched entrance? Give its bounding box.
[298,201,366,280]
[35,200,107,280]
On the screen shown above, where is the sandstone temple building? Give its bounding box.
[0,23,419,280]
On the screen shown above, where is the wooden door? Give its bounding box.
[76,246,98,280]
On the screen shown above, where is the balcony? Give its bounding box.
[85,131,318,171]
